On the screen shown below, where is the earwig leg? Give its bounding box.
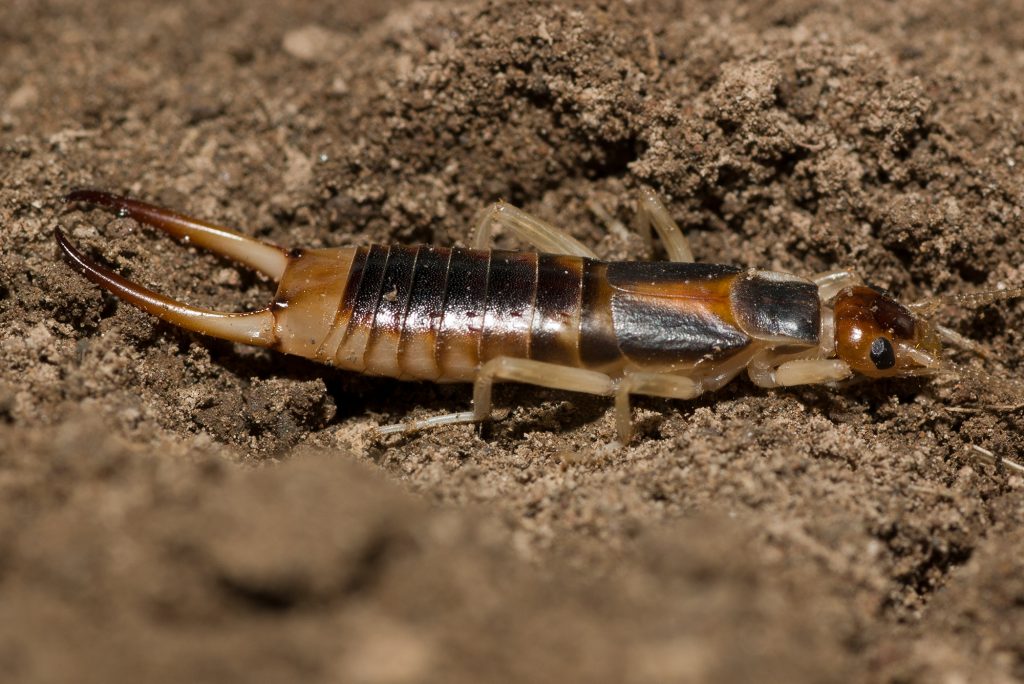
[376,359,615,438]
[470,201,598,258]
[633,187,693,262]
[586,199,633,246]
[64,189,290,280]
[473,357,614,420]
[747,358,852,388]
[811,269,863,302]
[615,372,703,443]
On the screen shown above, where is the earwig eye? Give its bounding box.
[869,337,896,370]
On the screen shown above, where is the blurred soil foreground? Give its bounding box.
[4,0,1024,681]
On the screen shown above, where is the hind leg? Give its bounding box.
[470,202,597,258]
[471,357,614,419]
[632,187,694,262]
[377,358,614,436]
[587,187,694,262]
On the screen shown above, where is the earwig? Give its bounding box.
[55,188,1024,442]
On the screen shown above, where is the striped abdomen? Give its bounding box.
[302,245,604,381]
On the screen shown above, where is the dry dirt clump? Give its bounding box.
[3,0,1024,682]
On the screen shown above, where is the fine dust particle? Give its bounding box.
[339,618,434,684]
[8,83,39,111]
[628,639,713,682]
[536,19,553,44]
[283,146,313,192]
[214,268,241,286]
[281,25,348,63]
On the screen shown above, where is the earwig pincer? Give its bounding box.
[56,189,1024,442]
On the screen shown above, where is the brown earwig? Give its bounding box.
[55,188,1024,442]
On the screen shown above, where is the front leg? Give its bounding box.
[811,269,863,302]
[470,202,597,258]
[747,356,852,388]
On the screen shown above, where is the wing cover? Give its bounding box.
[606,262,742,294]
[607,261,750,368]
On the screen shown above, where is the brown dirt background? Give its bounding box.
[3,0,1024,681]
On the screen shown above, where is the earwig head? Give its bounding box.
[832,286,943,378]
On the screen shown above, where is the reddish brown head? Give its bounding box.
[832,286,942,378]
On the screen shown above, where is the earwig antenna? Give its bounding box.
[907,289,1024,406]
[933,323,994,360]
[909,286,1024,317]
[931,356,1024,407]
[908,285,1024,363]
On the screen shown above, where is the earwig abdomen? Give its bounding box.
[315,246,593,381]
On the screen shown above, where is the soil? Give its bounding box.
[3,0,1024,681]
